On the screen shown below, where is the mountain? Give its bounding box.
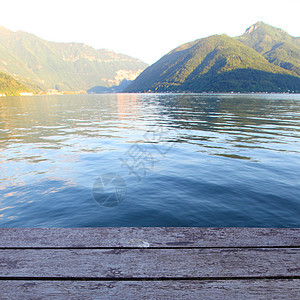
[237,21,300,76]
[0,26,148,92]
[0,71,34,96]
[87,79,132,94]
[125,23,300,93]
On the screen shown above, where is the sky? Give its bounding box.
[1,0,299,64]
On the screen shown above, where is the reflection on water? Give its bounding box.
[0,93,299,227]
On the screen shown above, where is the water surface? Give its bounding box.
[0,93,299,227]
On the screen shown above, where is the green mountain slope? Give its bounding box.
[125,23,300,93]
[0,71,34,96]
[0,26,148,92]
[237,21,300,76]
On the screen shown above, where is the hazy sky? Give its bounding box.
[1,0,299,64]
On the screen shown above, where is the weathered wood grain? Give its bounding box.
[0,228,299,248]
[0,279,299,300]
[0,228,299,298]
[0,248,299,278]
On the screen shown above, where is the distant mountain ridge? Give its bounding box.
[125,22,300,93]
[87,79,132,94]
[0,26,148,92]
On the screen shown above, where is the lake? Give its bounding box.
[0,93,299,227]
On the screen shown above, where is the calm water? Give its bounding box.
[0,93,299,227]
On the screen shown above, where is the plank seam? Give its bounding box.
[0,276,299,281]
[0,246,299,250]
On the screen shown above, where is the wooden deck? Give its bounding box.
[0,228,299,299]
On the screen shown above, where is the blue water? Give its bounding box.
[0,93,299,227]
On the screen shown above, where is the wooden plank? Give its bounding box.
[0,280,299,300]
[0,228,299,248]
[0,248,299,278]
